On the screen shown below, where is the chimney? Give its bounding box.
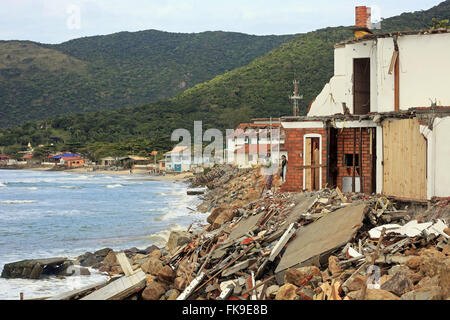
[355,6,372,30]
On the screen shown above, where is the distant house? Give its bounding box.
[126,155,151,166]
[100,156,127,167]
[165,146,191,172]
[226,121,287,168]
[0,155,9,163]
[158,160,166,171]
[50,153,85,168]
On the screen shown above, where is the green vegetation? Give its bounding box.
[0,31,293,128]
[0,1,449,160]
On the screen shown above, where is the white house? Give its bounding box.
[165,146,191,172]
[280,6,450,201]
[226,121,287,168]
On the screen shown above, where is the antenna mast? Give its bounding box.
[290,80,303,117]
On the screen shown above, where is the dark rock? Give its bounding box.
[80,267,91,276]
[79,252,102,267]
[1,258,70,279]
[29,263,43,279]
[142,281,168,300]
[157,265,176,283]
[145,245,160,255]
[94,248,113,257]
[381,271,414,296]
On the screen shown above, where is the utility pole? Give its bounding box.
[289,80,303,117]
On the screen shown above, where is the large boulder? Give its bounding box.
[1,258,72,279]
[165,231,192,253]
[419,249,447,278]
[142,281,168,300]
[141,257,164,275]
[206,205,236,231]
[157,265,176,284]
[102,251,118,266]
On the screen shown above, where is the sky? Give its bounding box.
[0,0,444,44]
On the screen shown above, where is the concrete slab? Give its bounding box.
[275,203,366,282]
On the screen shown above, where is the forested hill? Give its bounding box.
[0,31,294,128]
[0,0,449,160]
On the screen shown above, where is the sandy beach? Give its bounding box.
[7,166,194,182]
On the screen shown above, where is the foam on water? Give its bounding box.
[105,184,123,188]
[1,200,37,204]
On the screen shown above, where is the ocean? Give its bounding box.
[0,169,205,300]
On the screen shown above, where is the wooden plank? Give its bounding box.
[116,252,135,277]
[269,223,296,262]
[305,138,312,190]
[335,187,348,203]
[388,50,398,75]
[81,271,146,300]
[382,119,426,200]
[177,272,206,300]
[47,279,110,300]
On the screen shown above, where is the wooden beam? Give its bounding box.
[116,252,135,277]
[177,272,206,300]
[394,54,400,111]
[81,271,146,300]
[47,279,110,300]
[269,223,296,262]
[353,128,356,193]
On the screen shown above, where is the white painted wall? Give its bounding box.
[308,33,450,117]
[428,117,450,198]
[399,34,450,109]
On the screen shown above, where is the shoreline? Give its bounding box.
[0,166,194,182]
[0,167,205,300]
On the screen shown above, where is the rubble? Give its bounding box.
[39,167,449,300]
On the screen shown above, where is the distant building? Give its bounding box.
[226,121,287,168]
[158,160,166,171]
[165,146,191,172]
[0,155,9,163]
[50,153,85,168]
[99,156,128,167]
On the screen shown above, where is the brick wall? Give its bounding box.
[281,128,328,192]
[336,128,373,193]
[355,6,371,29]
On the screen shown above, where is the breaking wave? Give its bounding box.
[105,184,123,189]
[1,200,37,204]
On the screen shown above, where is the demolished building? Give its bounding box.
[281,6,450,202]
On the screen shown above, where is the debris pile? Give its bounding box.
[30,167,449,301]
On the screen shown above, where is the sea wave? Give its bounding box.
[0,182,6,187]
[105,184,123,189]
[27,187,38,191]
[146,224,186,247]
[60,186,78,189]
[1,200,37,204]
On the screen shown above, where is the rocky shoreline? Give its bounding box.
[2,165,449,300]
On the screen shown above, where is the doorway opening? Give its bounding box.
[353,58,371,115]
[305,137,321,191]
